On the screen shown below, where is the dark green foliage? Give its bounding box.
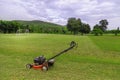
[15,20,65,34]
[67,18,91,35]
[67,18,81,34]
[80,23,91,35]
[0,20,20,33]
[92,24,103,36]
[91,19,109,36]
[115,27,120,36]
[113,27,119,36]
[105,27,120,36]
[0,20,66,34]
[99,19,108,32]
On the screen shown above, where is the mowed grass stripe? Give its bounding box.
[89,35,120,51]
[0,34,119,64]
[0,34,120,80]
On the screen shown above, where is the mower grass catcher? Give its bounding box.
[26,41,76,71]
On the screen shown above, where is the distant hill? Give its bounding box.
[13,20,65,28]
[12,20,67,33]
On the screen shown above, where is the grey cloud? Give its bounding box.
[0,0,120,29]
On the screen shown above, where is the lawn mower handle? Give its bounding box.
[47,41,76,61]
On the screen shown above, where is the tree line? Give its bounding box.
[0,19,119,35]
[0,20,19,33]
[0,20,30,33]
[67,18,120,36]
[0,20,66,34]
[92,19,119,36]
[30,25,67,34]
[66,18,109,35]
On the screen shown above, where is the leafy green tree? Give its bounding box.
[92,24,103,36]
[0,20,20,33]
[67,18,81,34]
[114,27,119,36]
[79,23,91,35]
[67,17,91,35]
[10,21,20,33]
[0,21,7,33]
[99,19,108,32]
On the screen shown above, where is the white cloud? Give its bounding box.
[0,0,34,20]
[0,0,120,29]
[108,17,120,29]
[46,9,60,18]
[99,1,115,7]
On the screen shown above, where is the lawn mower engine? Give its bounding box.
[26,41,76,71]
[34,55,55,67]
[26,55,55,71]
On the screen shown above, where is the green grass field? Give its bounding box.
[0,34,120,80]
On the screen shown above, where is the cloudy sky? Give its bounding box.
[0,0,120,29]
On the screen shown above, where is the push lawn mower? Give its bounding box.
[26,41,77,71]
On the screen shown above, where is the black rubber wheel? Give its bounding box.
[26,64,32,69]
[42,66,48,71]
